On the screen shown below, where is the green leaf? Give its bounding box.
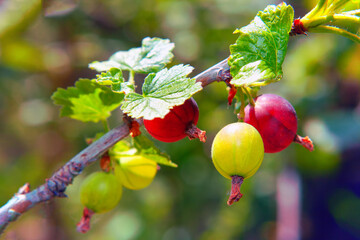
[96,68,124,85]
[88,60,121,72]
[133,135,177,167]
[229,3,294,87]
[230,60,278,87]
[109,138,177,167]
[89,37,175,74]
[110,140,138,156]
[52,79,124,122]
[121,64,202,120]
[95,68,134,94]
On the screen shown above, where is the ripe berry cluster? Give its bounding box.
[212,94,313,205]
[144,94,313,205]
[77,93,314,232]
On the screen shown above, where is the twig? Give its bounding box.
[194,58,230,87]
[0,58,230,234]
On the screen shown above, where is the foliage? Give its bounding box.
[110,137,177,167]
[51,79,124,122]
[122,65,202,119]
[89,37,175,74]
[95,68,134,94]
[229,3,294,87]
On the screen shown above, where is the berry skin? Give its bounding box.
[211,122,264,205]
[80,171,122,213]
[143,98,206,142]
[114,156,157,190]
[244,94,313,153]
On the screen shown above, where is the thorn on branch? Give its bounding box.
[123,115,142,137]
[217,67,238,105]
[85,138,94,145]
[17,183,30,195]
[227,86,237,106]
[100,153,111,172]
[217,68,232,83]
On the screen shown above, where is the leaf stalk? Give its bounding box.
[102,119,110,133]
[237,88,246,122]
[129,70,135,86]
[310,25,360,42]
[242,87,255,107]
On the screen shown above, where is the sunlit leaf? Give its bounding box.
[121,64,202,120]
[89,37,175,74]
[229,3,294,87]
[52,79,124,122]
[133,135,177,167]
[95,68,134,94]
[109,138,177,167]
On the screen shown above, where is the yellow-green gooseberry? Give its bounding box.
[114,156,157,190]
[211,122,264,205]
[80,171,122,213]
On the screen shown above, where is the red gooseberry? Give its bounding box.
[244,94,313,153]
[143,98,206,142]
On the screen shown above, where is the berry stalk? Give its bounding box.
[294,135,314,152]
[143,98,206,143]
[185,124,207,142]
[242,87,255,107]
[212,123,264,206]
[227,175,244,205]
[76,207,94,233]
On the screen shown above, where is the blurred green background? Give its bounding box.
[0,0,360,239]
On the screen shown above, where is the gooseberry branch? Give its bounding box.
[194,58,230,87]
[0,59,230,235]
